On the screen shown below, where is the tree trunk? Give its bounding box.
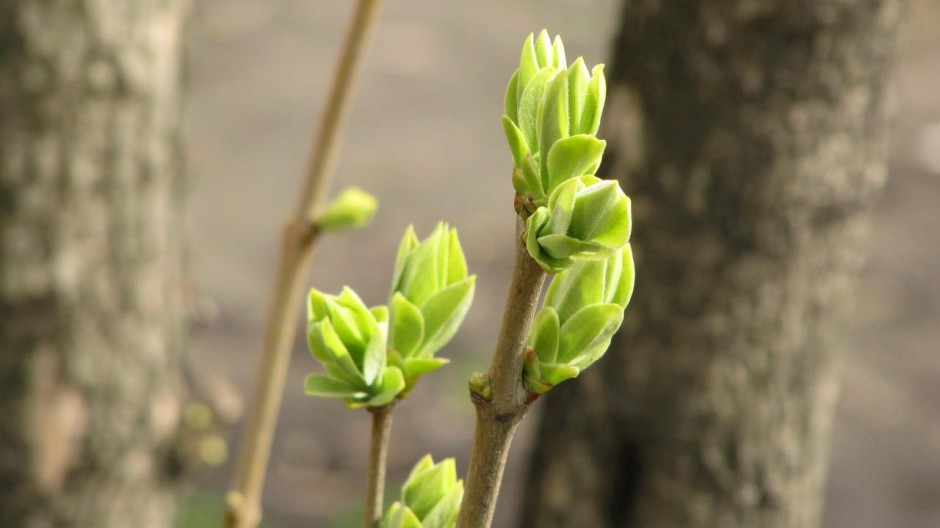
[522,1,904,527]
[0,1,189,526]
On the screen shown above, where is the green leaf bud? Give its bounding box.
[305,286,404,408]
[385,455,464,528]
[388,223,475,389]
[502,32,608,207]
[316,186,378,232]
[525,176,631,273]
[523,245,635,393]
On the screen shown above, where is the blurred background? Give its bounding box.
[179,0,940,526]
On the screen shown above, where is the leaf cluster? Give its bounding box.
[305,223,475,407]
[383,455,464,528]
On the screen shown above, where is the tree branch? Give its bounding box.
[457,219,546,528]
[223,1,387,527]
[365,404,395,528]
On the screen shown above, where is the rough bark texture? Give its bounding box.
[0,1,189,527]
[523,1,904,527]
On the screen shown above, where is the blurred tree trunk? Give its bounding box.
[0,1,189,527]
[522,1,904,527]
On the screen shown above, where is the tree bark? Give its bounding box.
[522,1,904,527]
[0,1,189,527]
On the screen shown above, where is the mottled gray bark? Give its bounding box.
[0,1,189,527]
[523,1,904,527]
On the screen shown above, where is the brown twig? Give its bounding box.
[223,1,387,526]
[456,220,547,528]
[364,404,395,528]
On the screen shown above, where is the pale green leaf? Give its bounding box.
[608,244,636,309]
[518,33,538,91]
[304,374,365,399]
[361,320,387,386]
[421,481,463,528]
[552,35,566,70]
[371,305,389,323]
[384,503,423,528]
[419,277,475,357]
[307,288,329,323]
[566,58,589,132]
[391,292,425,358]
[312,320,365,387]
[546,259,606,322]
[539,363,581,386]
[568,180,621,241]
[502,115,529,169]
[557,303,624,364]
[518,67,558,155]
[579,64,606,136]
[521,154,545,201]
[446,228,468,285]
[546,135,606,193]
[504,70,520,123]
[366,366,405,407]
[529,307,560,364]
[405,454,435,484]
[392,225,419,295]
[534,29,552,68]
[399,226,443,306]
[404,357,449,377]
[537,234,602,260]
[404,458,456,519]
[546,177,579,236]
[538,72,569,185]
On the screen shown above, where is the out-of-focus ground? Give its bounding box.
[184,1,940,526]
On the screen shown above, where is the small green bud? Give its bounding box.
[525,176,631,273]
[468,372,492,401]
[384,455,464,528]
[316,186,378,232]
[524,245,635,393]
[305,286,404,408]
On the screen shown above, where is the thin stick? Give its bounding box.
[456,220,546,528]
[365,405,395,528]
[223,1,386,527]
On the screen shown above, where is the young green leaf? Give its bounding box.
[304,374,365,399]
[537,72,570,184]
[517,67,558,155]
[539,363,581,386]
[418,277,476,357]
[578,64,606,136]
[545,259,606,322]
[556,303,624,364]
[502,115,529,168]
[404,357,449,377]
[391,292,425,358]
[366,366,405,407]
[360,321,387,386]
[566,58,589,130]
[518,33,539,91]
[534,29,553,69]
[392,225,420,295]
[545,135,606,192]
[552,35,567,70]
[384,503,423,528]
[504,70,520,123]
[528,307,560,364]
